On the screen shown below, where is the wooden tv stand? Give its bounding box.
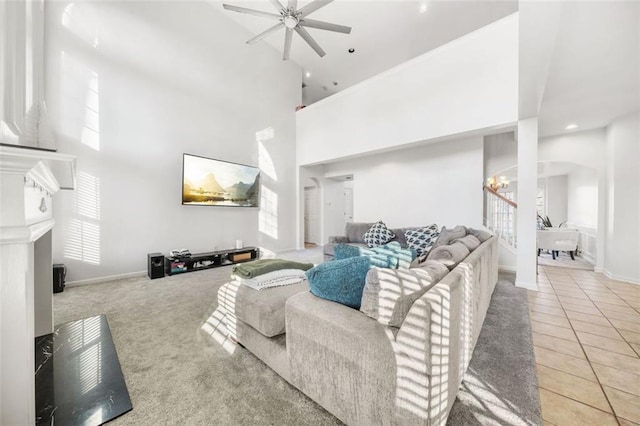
[165,246,259,276]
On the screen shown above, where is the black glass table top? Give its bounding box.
[35,314,132,425]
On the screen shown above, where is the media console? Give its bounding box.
[164,246,259,276]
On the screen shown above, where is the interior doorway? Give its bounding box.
[344,186,353,223]
[304,182,320,246]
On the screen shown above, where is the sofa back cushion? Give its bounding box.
[451,234,481,251]
[361,266,442,327]
[345,222,374,244]
[306,256,371,309]
[426,242,470,269]
[434,225,467,248]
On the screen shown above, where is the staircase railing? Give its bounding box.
[483,185,518,249]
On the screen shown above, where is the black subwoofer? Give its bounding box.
[147,253,165,279]
[53,264,66,293]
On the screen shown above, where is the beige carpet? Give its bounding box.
[54,247,336,426]
[54,247,538,425]
[536,251,594,271]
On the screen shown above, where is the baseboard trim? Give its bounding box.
[601,270,640,286]
[498,265,517,273]
[66,271,147,287]
[581,252,596,266]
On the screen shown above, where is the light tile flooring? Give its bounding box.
[529,266,640,426]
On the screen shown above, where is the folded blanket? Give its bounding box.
[232,269,307,291]
[232,259,314,279]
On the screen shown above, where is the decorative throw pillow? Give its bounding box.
[362,220,396,248]
[306,256,371,309]
[451,234,481,251]
[405,224,440,258]
[333,243,362,261]
[433,225,467,248]
[427,242,470,270]
[467,228,492,243]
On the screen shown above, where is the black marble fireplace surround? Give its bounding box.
[35,315,132,425]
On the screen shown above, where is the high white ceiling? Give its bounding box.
[210,1,638,137]
[538,1,639,137]
[210,0,518,105]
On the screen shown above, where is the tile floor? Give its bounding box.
[529,266,640,426]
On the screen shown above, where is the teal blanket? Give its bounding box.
[334,241,416,269]
[232,259,314,279]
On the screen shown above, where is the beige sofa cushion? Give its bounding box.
[452,234,481,251]
[427,242,470,269]
[229,281,309,337]
[360,262,448,327]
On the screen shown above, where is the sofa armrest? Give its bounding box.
[393,235,498,425]
[328,235,349,244]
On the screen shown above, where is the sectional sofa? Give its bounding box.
[212,229,498,425]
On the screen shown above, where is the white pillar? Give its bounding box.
[516,117,539,290]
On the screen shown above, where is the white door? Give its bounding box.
[304,187,319,244]
[344,187,353,223]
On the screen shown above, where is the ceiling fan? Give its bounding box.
[222,0,352,60]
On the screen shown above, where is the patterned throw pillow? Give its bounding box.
[405,224,440,261]
[362,220,396,248]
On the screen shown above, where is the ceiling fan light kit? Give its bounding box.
[222,0,352,60]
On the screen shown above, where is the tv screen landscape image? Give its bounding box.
[182,154,260,207]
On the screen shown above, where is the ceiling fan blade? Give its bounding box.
[268,0,285,13]
[287,0,297,12]
[283,29,293,60]
[247,23,284,45]
[295,26,325,57]
[298,0,333,17]
[299,18,351,34]
[222,4,281,20]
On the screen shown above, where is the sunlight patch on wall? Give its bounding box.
[256,127,277,181]
[62,3,99,48]
[61,52,101,151]
[64,171,101,264]
[258,141,277,182]
[259,185,278,240]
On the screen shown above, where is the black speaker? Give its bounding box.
[53,264,66,293]
[147,253,165,279]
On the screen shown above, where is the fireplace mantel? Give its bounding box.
[0,144,76,425]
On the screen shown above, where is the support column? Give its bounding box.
[516,117,538,290]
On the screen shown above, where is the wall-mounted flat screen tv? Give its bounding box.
[182,153,260,207]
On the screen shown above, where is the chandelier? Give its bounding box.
[486,176,509,192]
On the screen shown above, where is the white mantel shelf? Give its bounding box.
[0,144,76,425]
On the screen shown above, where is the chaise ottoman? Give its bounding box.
[216,280,309,380]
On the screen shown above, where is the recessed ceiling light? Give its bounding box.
[305,71,311,78]
[419,2,428,13]
[565,123,579,130]
[348,48,355,53]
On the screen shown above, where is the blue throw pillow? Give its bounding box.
[333,243,362,261]
[306,256,371,309]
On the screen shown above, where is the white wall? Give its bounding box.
[484,131,517,178]
[323,136,484,230]
[46,1,300,282]
[296,14,518,166]
[605,111,640,283]
[567,168,598,228]
[541,175,568,226]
